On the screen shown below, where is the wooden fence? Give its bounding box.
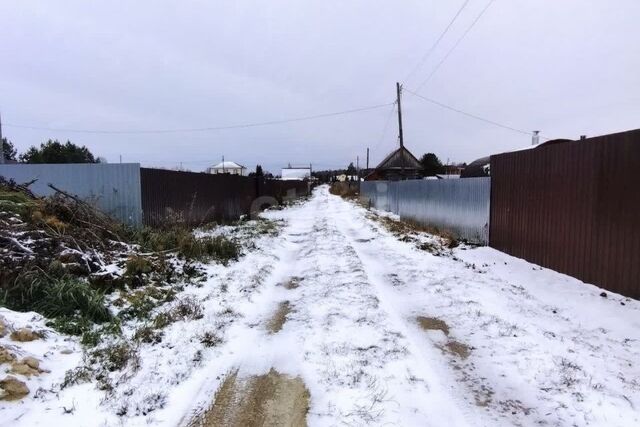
[490,129,640,299]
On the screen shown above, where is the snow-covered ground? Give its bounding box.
[2,185,639,426]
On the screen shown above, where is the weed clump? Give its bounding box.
[132,227,239,263]
[124,255,153,277]
[89,341,139,372]
[152,296,203,329]
[61,366,94,389]
[116,286,176,321]
[1,274,111,326]
[199,331,223,347]
[81,320,122,347]
[133,325,164,344]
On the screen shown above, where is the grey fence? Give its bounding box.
[0,163,142,227]
[361,178,490,244]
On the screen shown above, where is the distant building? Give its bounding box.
[364,145,422,181]
[207,161,246,176]
[336,174,359,182]
[443,164,465,175]
[281,166,311,181]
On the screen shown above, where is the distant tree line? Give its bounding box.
[1,138,100,164]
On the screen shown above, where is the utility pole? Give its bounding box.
[356,155,359,180]
[396,82,405,179]
[0,112,4,164]
[222,155,225,174]
[396,82,404,149]
[366,147,369,170]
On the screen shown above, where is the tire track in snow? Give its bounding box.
[185,186,640,427]
[267,188,485,426]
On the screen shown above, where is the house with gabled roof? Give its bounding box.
[206,161,246,176]
[364,145,422,181]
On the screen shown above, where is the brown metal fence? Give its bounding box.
[140,168,309,226]
[490,129,640,299]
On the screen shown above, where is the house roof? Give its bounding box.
[461,156,490,178]
[210,161,246,169]
[375,146,422,170]
[461,138,576,178]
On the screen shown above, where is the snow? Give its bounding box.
[2,185,639,426]
[0,309,83,423]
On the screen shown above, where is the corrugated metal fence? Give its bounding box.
[0,164,310,228]
[0,163,142,226]
[361,178,491,244]
[490,129,640,299]
[141,168,309,226]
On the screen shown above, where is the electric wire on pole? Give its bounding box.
[414,0,496,93]
[404,0,471,84]
[4,103,393,135]
[404,88,548,140]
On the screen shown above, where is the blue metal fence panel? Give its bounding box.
[0,163,142,227]
[361,178,490,244]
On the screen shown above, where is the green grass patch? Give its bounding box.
[81,319,122,347]
[1,274,111,324]
[0,189,39,217]
[131,227,239,264]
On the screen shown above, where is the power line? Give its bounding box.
[404,0,471,84]
[404,88,548,139]
[4,102,394,135]
[374,102,397,150]
[414,0,495,93]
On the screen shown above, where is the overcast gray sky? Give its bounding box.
[1,0,639,173]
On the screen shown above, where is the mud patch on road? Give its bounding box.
[444,340,471,359]
[416,316,450,336]
[281,277,301,290]
[189,369,310,427]
[268,301,291,333]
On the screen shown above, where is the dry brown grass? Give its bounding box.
[329,182,359,198]
[374,215,459,249]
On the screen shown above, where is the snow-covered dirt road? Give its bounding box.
[183,186,639,427]
[4,185,638,427]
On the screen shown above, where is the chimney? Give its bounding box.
[531,130,540,146]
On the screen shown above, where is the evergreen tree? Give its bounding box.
[19,140,98,164]
[419,153,444,176]
[1,138,17,161]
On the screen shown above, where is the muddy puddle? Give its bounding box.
[416,316,471,359]
[188,369,310,427]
